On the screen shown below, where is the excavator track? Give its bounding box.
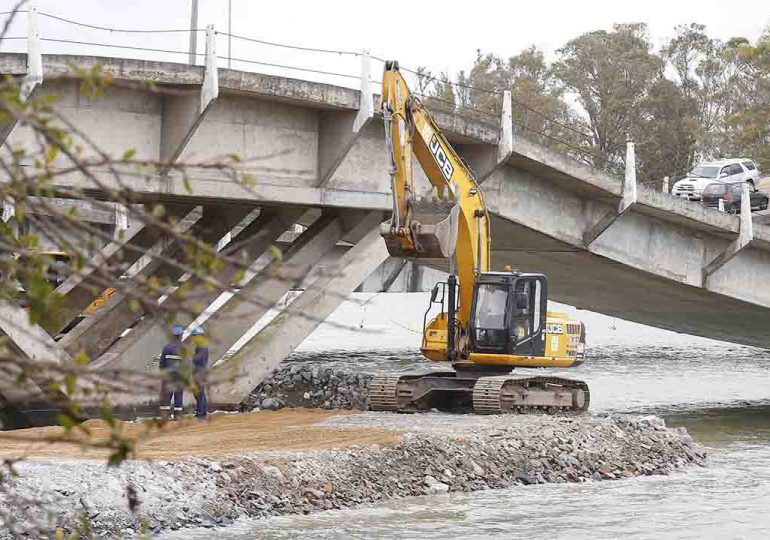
[472,374,590,415]
[369,374,403,411]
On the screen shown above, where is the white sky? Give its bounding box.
[1,0,768,88]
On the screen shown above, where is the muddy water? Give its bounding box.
[163,294,770,539]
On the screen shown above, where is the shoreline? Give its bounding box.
[0,408,705,537]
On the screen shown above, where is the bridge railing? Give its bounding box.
[0,4,627,175]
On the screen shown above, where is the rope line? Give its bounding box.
[223,56,359,79]
[217,31,359,57]
[40,38,198,57]
[38,12,201,34]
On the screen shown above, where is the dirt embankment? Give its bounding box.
[0,409,705,538]
[0,409,399,461]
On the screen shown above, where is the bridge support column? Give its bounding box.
[316,52,374,186]
[457,90,513,183]
[96,207,306,372]
[0,299,73,423]
[702,182,754,286]
[0,2,43,145]
[203,210,380,364]
[159,24,218,174]
[582,140,637,247]
[50,218,147,334]
[210,223,389,407]
[57,206,205,359]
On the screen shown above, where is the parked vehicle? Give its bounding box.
[672,159,761,201]
[700,182,769,213]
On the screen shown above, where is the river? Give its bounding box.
[163,293,770,539]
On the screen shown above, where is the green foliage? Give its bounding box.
[443,22,769,185]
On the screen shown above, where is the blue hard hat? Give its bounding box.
[191,325,205,336]
[171,325,184,336]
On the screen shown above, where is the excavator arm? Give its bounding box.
[380,61,490,326]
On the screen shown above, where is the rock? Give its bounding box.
[514,470,537,485]
[261,397,281,410]
[423,476,450,494]
[209,462,223,473]
[303,392,311,400]
[261,465,284,480]
[470,461,485,476]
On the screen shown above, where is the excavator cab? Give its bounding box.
[469,272,547,357]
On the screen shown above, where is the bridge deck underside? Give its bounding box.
[486,217,770,348]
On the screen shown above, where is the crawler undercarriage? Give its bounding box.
[370,370,590,414]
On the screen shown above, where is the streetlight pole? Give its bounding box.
[189,0,199,65]
[228,0,232,68]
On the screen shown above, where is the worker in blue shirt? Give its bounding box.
[159,324,186,420]
[190,325,209,419]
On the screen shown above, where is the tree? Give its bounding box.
[553,24,663,169]
[663,24,737,160]
[719,30,770,170]
[634,78,698,186]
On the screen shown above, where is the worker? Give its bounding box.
[191,325,209,419]
[159,324,186,420]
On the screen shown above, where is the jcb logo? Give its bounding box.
[430,135,454,181]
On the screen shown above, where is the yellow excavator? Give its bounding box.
[370,61,589,414]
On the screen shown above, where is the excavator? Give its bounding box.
[370,61,589,414]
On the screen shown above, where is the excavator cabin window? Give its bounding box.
[471,283,509,352]
[470,275,547,356]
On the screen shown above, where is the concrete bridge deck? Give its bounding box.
[2,52,770,419]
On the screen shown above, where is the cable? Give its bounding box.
[379,56,594,141]
[38,12,200,34]
[223,56,359,79]
[413,92,499,119]
[0,36,25,40]
[218,31,359,56]
[0,10,27,16]
[40,38,197,57]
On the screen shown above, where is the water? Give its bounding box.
[163,294,770,539]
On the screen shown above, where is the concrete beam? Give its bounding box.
[97,207,305,371]
[702,182,754,285]
[379,258,408,292]
[210,224,389,406]
[0,300,72,411]
[75,204,250,363]
[49,204,195,334]
[57,206,206,360]
[316,52,374,186]
[203,210,380,364]
[582,140,637,246]
[0,2,43,145]
[159,25,218,174]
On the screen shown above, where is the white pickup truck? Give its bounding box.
[672,159,761,201]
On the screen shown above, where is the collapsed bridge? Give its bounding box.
[2,51,770,423]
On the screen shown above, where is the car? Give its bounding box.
[700,181,769,213]
[672,159,761,201]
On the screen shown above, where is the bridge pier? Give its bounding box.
[210,223,389,407]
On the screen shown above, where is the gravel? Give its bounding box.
[0,411,705,538]
[244,363,371,411]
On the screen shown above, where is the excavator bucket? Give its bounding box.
[379,199,459,260]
